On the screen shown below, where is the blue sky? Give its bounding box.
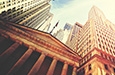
[51,0,72,8]
[49,0,115,33]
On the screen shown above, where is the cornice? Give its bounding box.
[9,21,80,57]
[7,21,80,57]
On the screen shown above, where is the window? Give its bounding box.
[103,46,105,50]
[101,40,103,43]
[3,5,5,8]
[106,73,109,75]
[89,73,92,75]
[98,38,100,42]
[110,50,112,54]
[101,53,103,57]
[99,44,101,48]
[104,64,108,70]
[106,39,108,42]
[108,44,110,47]
[89,40,91,43]
[3,2,5,4]
[90,53,92,58]
[105,55,107,59]
[18,1,20,3]
[114,68,115,73]
[106,48,108,52]
[113,51,115,55]
[89,64,91,70]
[105,42,106,45]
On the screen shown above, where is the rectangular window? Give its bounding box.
[89,64,91,70]
[104,64,108,70]
[77,68,85,75]
[114,68,115,73]
[89,74,92,75]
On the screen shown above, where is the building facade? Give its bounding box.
[0,0,53,32]
[66,22,82,51]
[0,19,80,75]
[64,23,72,31]
[53,29,64,42]
[53,23,72,43]
[0,3,115,74]
[76,6,115,75]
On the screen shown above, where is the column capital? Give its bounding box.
[73,65,77,68]
[15,40,23,45]
[73,62,77,68]
[73,62,79,67]
[53,56,58,60]
[64,61,69,64]
[41,52,48,56]
[29,46,35,50]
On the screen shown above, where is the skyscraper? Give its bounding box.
[0,0,53,32]
[64,23,72,31]
[53,23,72,43]
[66,22,82,51]
[77,6,115,75]
[53,29,64,42]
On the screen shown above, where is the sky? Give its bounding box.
[49,0,115,33]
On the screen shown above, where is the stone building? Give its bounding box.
[0,19,80,75]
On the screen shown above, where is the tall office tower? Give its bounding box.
[64,23,72,31]
[0,0,53,32]
[77,6,115,75]
[62,23,73,43]
[66,22,82,51]
[53,23,72,43]
[53,29,64,42]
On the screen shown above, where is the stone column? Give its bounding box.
[7,47,34,75]
[46,57,57,75]
[28,52,46,75]
[72,67,77,75]
[0,42,20,64]
[61,62,68,75]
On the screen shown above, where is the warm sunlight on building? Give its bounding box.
[0,20,80,75]
[76,6,115,75]
[0,0,115,75]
